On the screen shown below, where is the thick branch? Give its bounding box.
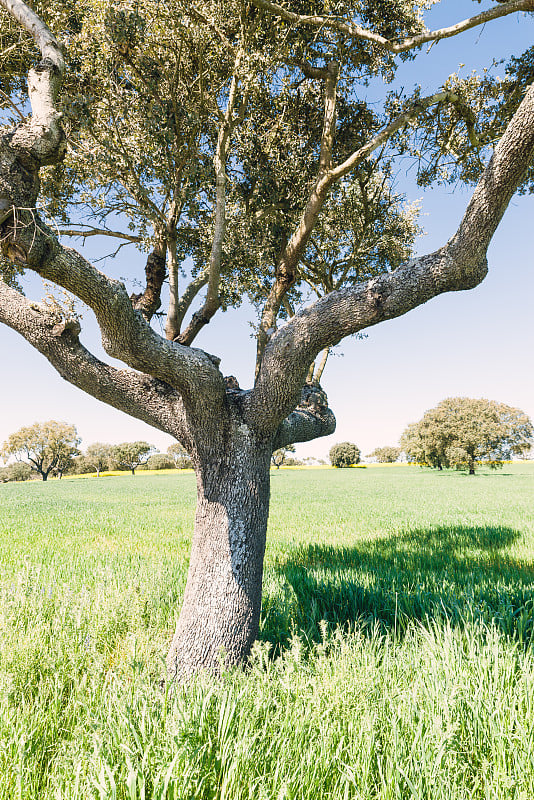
[1,0,65,164]
[251,0,534,55]
[273,384,336,450]
[247,80,534,434]
[1,215,226,410]
[0,280,188,441]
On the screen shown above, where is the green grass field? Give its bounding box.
[1,463,534,799]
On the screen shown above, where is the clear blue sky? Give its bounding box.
[1,2,533,460]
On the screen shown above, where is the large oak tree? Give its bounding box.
[1,0,533,679]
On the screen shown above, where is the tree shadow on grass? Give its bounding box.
[260,525,534,652]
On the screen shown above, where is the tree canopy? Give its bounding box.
[401,397,533,474]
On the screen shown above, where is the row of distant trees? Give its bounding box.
[2,397,532,481]
[0,422,193,482]
[330,397,533,473]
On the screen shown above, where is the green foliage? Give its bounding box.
[110,441,154,473]
[145,453,175,470]
[0,0,426,325]
[0,465,534,797]
[167,443,193,469]
[399,44,534,192]
[1,420,80,480]
[368,445,401,462]
[329,441,361,467]
[401,397,533,473]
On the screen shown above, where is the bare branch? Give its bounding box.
[1,0,65,163]
[59,226,141,243]
[0,87,25,120]
[188,6,236,54]
[314,346,330,383]
[251,0,534,55]
[0,0,63,68]
[131,236,167,322]
[251,0,389,48]
[1,213,226,411]
[330,91,457,182]
[170,267,210,337]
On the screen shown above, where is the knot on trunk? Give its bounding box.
[298,381,329,416]
[51,318,81,338]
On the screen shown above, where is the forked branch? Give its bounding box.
[0,280,188,441]
[254,84,458,378]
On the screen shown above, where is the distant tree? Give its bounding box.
[84,442,113,477]
[110,442,154,475]
[1,421,80,481]
[0,462,32,482]
[401,398,533,475]
[67,454,93,475]
[271,444,296,469]
[329,442,361,468]
[146,453,175,470]
[401,419,445,470]
[166,443,192,469]
[368,446,401,463]
[284,457,304,467]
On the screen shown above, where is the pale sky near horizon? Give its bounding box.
[1,2,533,461]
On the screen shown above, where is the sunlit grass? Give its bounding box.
[0,463,533,798]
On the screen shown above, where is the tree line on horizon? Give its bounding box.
[0,424,194,482]
[2,397,532,482]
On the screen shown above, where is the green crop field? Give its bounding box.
[1,463,534,799]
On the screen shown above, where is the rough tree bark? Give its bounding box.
[1,0,534,679]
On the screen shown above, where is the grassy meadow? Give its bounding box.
[1,463,534,799]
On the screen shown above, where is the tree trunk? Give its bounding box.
[469,467,475,475]
[167,428,271,681]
